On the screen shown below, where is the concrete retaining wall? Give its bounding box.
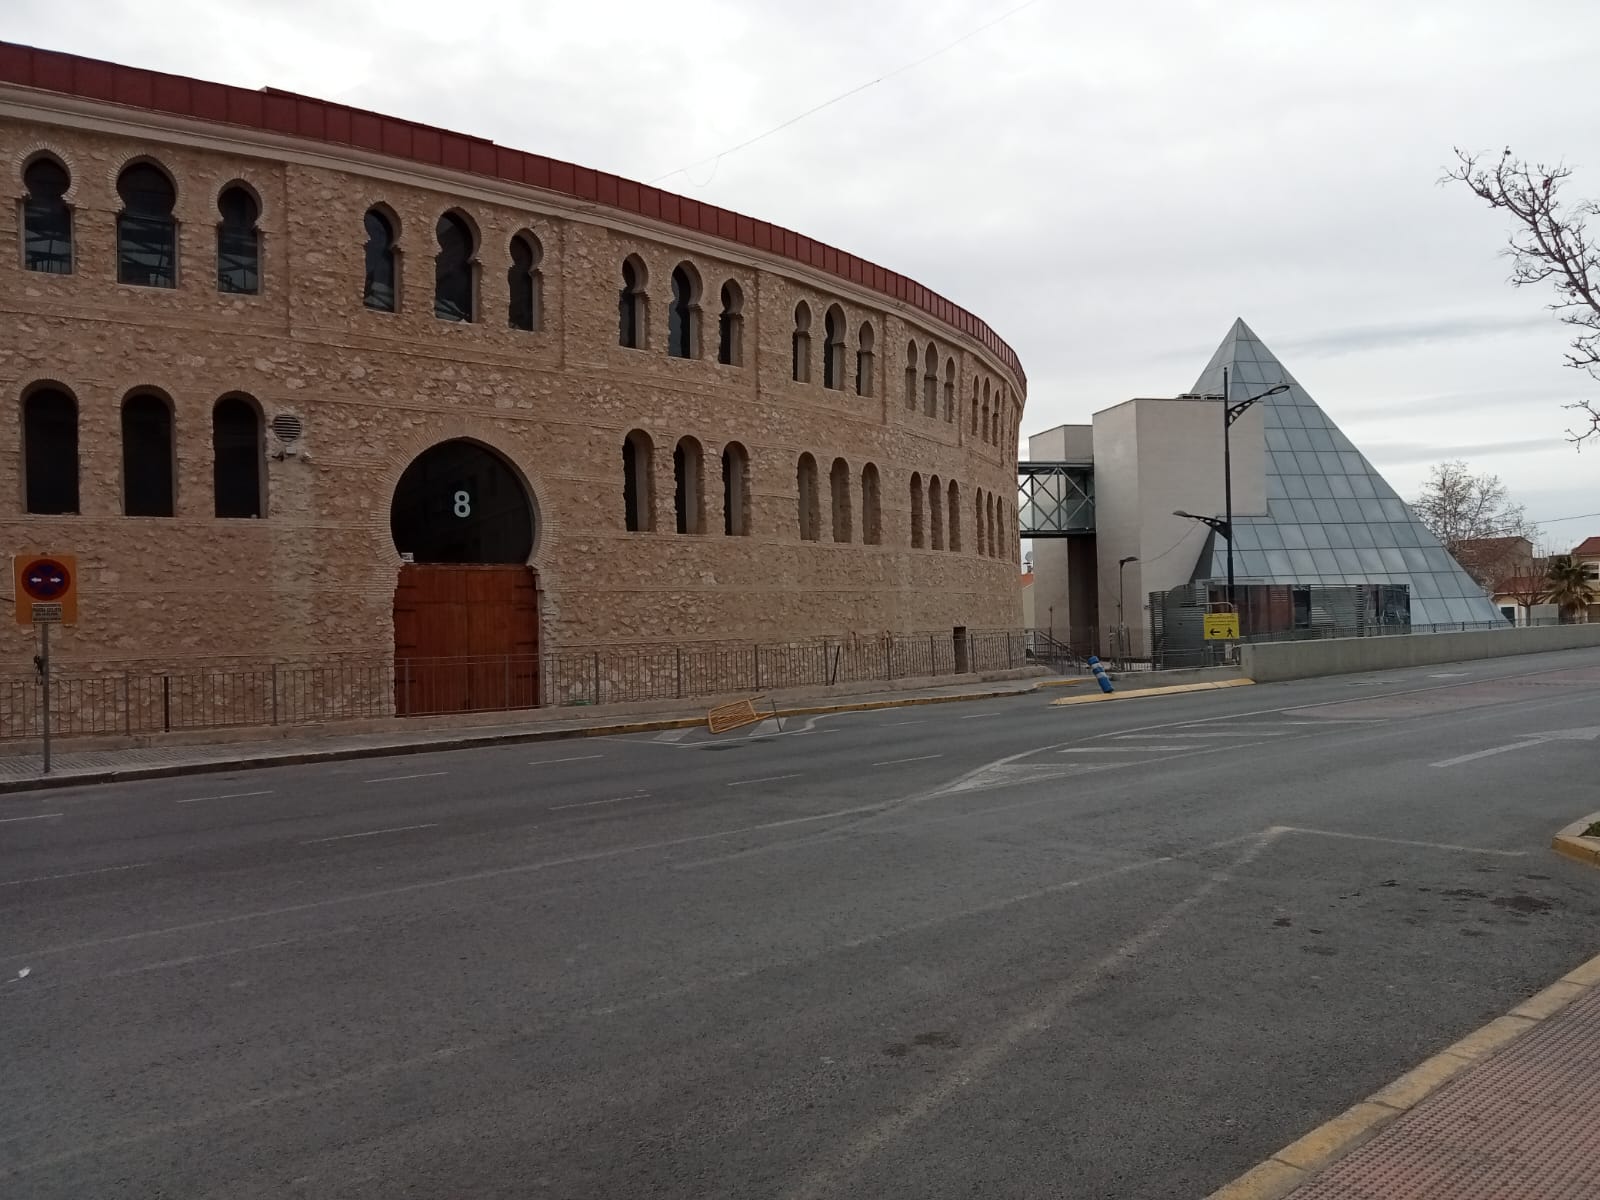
[1239,624,1600,683]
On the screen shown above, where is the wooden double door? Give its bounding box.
[394,564,539,715]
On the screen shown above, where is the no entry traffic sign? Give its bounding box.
[14,554,78,626]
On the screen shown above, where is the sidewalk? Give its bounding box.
[0,671,1082,793]
[1218,948,1600,1200]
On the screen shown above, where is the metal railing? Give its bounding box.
[0,629,1033,743]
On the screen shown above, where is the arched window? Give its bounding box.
[22,387,78,514]
[213,396,263,518]
[975,490,987,557]
[22,157,72,274]
[721,442,750,535]
[904,340,918,410]
[434,211,476,322]
[618,256,648,349]
[922,344,938,417]
[673,436,704,534]
[910,471,924,549]
[121,391,174,517]
[508,232,542,331]
[947,479,961,552]
[856,322,875,397]
[623,429,654,531]
[363,208,397,312]
[829,457,852,543]
[987,494,998,558]
[928,473,944,550]
[216,184,260,294]
[861,463,882,545]
[668,263,701,359]
[981,394,992,446]
[792,302,812,383]
[796,452,820,540]
[718,280,744,366]
[823,305,846,390]
[970,379,980,436]
[943,359,955,422]
[116,161,177,288]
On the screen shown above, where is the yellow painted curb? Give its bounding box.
[1206,943,1600,1200]
[1050,678,1254,707]
[1552,811,1600,869]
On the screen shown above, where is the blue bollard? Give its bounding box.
[1087,655,1114,693]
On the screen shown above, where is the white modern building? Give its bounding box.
[1024,320,1502,658]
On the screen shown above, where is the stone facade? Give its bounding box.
[0,49,1025,677]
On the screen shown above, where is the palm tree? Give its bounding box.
[1545,555,1592,622]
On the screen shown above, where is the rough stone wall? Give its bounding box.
[1,103,1026,672]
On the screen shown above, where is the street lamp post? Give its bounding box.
[1177,370,1291,610]
[1220,368,1290,608]
[1117,555,1139,666]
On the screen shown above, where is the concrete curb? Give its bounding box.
[0,682,1063,795]
[1205,826,1600,1200]
[1551,812,1600,868]
[1049,678,1255,707]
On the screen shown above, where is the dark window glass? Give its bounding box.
[623,432,652,531]
[668,266,695,358]
[823,309,843,389]
[508,235,539,331]
[122,394,174,516]
[23,389,78,514]
[363,209,396,311]
[213,398,263,518]
[216,186,260,295]
[23,158,72,275]
[619,260,642,348]
[116,163,177,288]
[390,439,533,562]
[718,282,742,366]
[434,213,474,322]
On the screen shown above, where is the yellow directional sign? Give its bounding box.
[1203,612,1240,641]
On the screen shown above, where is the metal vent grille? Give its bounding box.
[270,413,304,443]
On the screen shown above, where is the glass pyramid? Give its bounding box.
[1187,319,1505,627]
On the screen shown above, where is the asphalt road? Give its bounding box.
[4,648,1600,1199]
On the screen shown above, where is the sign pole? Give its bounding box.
[40,620,51,775]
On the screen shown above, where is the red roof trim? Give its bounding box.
[0,40,1023,384]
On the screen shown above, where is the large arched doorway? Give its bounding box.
[390,440,540,715]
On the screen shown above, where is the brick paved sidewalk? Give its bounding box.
[1289,974,1600,1199]
[0,672,1075,792]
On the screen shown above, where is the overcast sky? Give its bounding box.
[10,0,1598,547]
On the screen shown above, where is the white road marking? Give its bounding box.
[0,812,63,824]
[528,754,602,766]
[727,774,802,788]
[1431,740,1545,768]
[1060,745,1190,753]
[1114,732,1286,740]
[0,862,152,888]
[301,823,440,845]
[782,830,1281,1200]
[363,772,447,784]
[1273,825,1527,857]
[176,790,274,805]
[872,754,943,766]
[888,720,926,727]
[550,792,650,811]
[960,712,1000,720]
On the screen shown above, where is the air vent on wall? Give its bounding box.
[271,413,304,443]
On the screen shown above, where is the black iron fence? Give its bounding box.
[0,629,1032,743]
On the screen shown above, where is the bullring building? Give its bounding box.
[0,43,1025,714]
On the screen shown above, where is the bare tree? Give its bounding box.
[1445,148,1600,444]
[1412,459,1538,588]
[1498,558,1552,614]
